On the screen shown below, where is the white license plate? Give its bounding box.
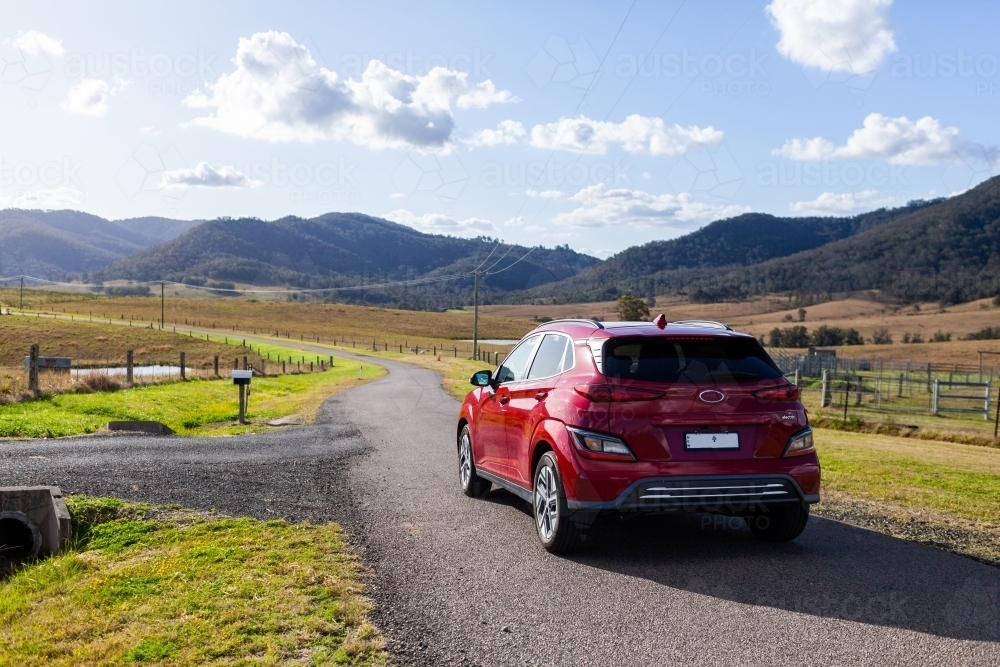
[685,432,739,450]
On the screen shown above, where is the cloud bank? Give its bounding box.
[184,31,516,151]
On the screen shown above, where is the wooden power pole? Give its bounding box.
[472,272,480,360]
[160,281,165,330]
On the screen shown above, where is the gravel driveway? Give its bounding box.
[2,347,998,666]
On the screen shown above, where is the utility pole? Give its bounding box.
[472,271,480,360]
[20,276,24,310]
[160,281,165,330]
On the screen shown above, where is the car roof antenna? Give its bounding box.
[654,314,667,329]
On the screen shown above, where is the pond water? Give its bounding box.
[71,365,189,378]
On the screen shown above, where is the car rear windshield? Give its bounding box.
[603,336,783,384]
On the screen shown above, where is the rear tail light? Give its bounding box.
[567,426,636,461]
[784,428,814,456]
[753,385,800,401]
[574,384,664,402]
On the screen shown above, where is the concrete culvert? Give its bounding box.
[0,511,42,566]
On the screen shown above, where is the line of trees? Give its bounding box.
[768,325,863,348]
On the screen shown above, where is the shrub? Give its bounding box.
[964,326,1000,340]
[810,325,863,346]
[871,328,893,344]
[931,330,952,342]
[78,374,123,392]
[105,285,151,296]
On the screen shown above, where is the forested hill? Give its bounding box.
[520,199,940,303]
[94,212,600,307]
[686,177,1000,304]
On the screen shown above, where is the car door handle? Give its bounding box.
[534,391,548,401]
[499,394,510,405]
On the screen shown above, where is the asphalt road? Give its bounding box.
[2,349,998,665]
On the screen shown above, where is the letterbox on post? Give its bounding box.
[232,369,252,424]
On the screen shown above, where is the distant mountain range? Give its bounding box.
[2,176,998,307]
[91,212,598,307]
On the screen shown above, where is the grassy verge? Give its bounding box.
[0,496,385,666]
[0,361,385,438]
[813,428,1000,564]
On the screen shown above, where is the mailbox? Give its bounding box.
[231,370,252,385]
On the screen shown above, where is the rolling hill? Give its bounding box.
[0,209,199,278]
[685,177,1000,304]
[518,199,943,304]
[94,212,600,307]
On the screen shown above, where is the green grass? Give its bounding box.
[0,497,386,666]
[0,361,385,438]
[815,429,1000,524]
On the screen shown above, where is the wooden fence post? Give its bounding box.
[127,350,134,384]
[180,352,186,380]
[214,355,219,377]
[28,343,39,394]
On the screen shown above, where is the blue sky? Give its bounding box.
[1,0,997,257]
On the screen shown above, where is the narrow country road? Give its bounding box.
[2,350,998,665]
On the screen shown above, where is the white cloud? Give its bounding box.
[138,126,161,136]
[62,77,129,117]
[465,120,525,147]
[774,113,962,165]
[184,31,516,152]
[12,187,83,207]
[529,114,722,155]
[159,162,261,188]
[7,30,65,57]
[456,81,518,109]
[766,0,896,74]
[789,189,896,215]
[384,209,497,236]
[553,184,749,228]
[525,188,564,199]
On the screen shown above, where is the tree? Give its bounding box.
[871,328,893,344]
[617,294,650,321]
[797,307,807,322]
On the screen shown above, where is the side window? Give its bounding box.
[526,334,570,380]
[495,335,540,384]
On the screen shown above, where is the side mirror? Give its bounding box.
[470,370,493,387]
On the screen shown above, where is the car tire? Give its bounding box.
[459,426,492,498]
[533,452,582,554]
[746,503,810,542]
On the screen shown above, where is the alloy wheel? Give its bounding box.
[459,432,472,487]
[534,465,559,541]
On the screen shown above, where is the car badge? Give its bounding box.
[698,389,726,404]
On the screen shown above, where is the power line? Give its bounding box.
[472,0,639,275]
[489,0,762,275]
[484,0,688,276]
[0,272,473,296]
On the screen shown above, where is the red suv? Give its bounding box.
[457,318,820,553]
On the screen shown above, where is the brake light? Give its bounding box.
[754,385,800,401]
[574,384,664,402]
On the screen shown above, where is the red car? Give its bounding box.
[457,318,820,553]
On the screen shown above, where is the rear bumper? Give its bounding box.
[566,473,818,514]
